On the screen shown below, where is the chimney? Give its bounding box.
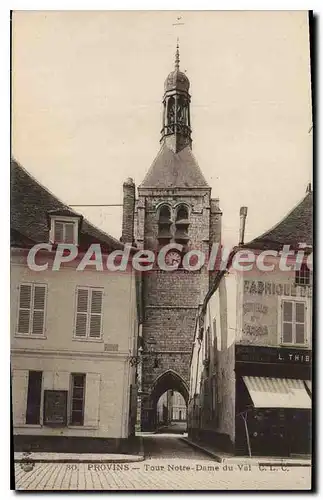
[239,207,248,245]
[306,182,312,193]
[121,177,135,244]
[209,198,222,288]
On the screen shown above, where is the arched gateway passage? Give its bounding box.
[146,370,189,432]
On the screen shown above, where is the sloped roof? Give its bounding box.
[139,144,209,189]
[244,191,313,251]
[11,159,125,252]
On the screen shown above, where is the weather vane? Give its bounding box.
[172,17,185,68]
[172,16,184,27]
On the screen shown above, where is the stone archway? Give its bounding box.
[145,370,189,431]
[151,370,189,404]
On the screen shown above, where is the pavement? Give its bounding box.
[15,436,144,464]
[15,451,144,464]
[155,421,187,434]
[13,433,312,491]
[181,437,312,467]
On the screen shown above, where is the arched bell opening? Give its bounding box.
[157,204,172,244]
[175,204,190,247]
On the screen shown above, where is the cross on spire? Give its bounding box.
[175,39,180,70]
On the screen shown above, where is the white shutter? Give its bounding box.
[89,290,103,338]
[75,288,88,337]
[17,284,32,334]
[12,370,29,425]
[84,373,101,427]
[32,285,46,335]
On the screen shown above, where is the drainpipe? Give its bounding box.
[240,411,252,457]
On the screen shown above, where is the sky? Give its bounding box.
[12,10,312,247]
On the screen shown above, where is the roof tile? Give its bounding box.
[11,159,125,252]
[244,191,313,251]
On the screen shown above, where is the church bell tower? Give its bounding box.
[133,44,222,431]
[161,43,192,153]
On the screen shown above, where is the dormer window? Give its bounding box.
[48,211,81,245]
[295,263,311,286]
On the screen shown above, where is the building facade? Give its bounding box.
[188,189,313,457]
[11,160,141,453]
[156,390,187,425]
[127,46,222,431]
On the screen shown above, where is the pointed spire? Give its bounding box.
[175,39,180,70]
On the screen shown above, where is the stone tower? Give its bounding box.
[133,45,222,431]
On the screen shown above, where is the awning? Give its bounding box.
[304,380,312,393]
[242,376,311,409]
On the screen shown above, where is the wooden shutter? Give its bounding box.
[32,285,46,335]
[54,221,64,243]
[75,288,88,337]
[282,300,306,345]
[17,284,32,334]
[295,302,306,344]
[89,290,103,338]
[282,300,293,343]
[64,223,75,244]
[12,370,29,425]
[84,373,101,427]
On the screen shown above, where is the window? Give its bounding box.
[70,374,86,426]
[205,326,210,361]
[281,300,307,345]
[213,318,217,351]
[75,288,103,339]
[17,284,46,336]
[49,215,80,245]
[54,221,75,244]
[295,263,311,286]
[26,371,42,424]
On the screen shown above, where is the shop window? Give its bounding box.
[26,371,42,425]
[17,283,47,337]
[74,287,103,340]
[295,263,311,286]
[281,300,307,345]
[70,374,86,426]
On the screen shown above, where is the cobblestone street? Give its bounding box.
[14,434,311,491]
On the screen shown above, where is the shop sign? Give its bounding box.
[235,345,311,365]
[244,280,312,298]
